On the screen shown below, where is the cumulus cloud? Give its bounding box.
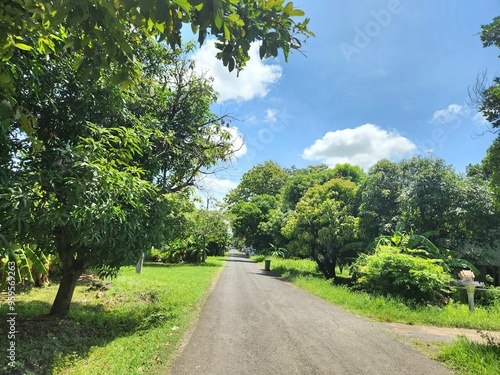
[224,126,247,158]
[432,104,466,123]
[192,40,282,103]
[302,124,417,170]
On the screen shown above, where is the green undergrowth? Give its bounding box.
[253,256,500,374]
[437,334,500,375]
[0,257,225,375]
[253,256,500,331]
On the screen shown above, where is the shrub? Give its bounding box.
[353,245,454,305]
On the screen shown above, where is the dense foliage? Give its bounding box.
[353,245,454,305]
[226,157,499,291]
[473,16,500,207]
[0,0,314,316]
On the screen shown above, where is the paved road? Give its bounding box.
[169,252,454,375]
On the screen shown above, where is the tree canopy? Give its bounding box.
[1,0,313,105]
[473,16,500,207]
[0,38,243,315]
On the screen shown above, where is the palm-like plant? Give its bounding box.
[1,244,48,289]
[369,229,480,275]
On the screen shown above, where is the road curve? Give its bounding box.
[169,251,454,375]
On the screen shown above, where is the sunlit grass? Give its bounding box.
[0,257,225,375]
[253,256,500,331]
[437,334,500,375]
[253,256,500,373]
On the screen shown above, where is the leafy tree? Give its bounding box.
[475,17,500,128]
[229,194,278,251]
[398,157,461,237]
[0,40,240,315]
[470,17,500,206]
[5,125,176,316]
[330,163,366,184]
[187,209,230,261]
[281,163,365,211]
[282,179,360,279]
[122,40,235,192]
[359,157,498,256]
[359,160,403,240]
[482,137,500,207]
[225,160,289,205]
[0,0,313,108]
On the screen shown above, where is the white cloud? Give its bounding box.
[195,175,239,206]
[432,104,466,123]
[472,112,489,126]
[223,126,247,158]
[192,40,282,103]
[265,109,278,123]
[302,124,417,170]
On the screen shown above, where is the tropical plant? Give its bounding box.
[0,244,48,289]
[282,179,360,280]
[369,229,480,276]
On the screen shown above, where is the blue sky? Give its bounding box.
[191,0,500,204]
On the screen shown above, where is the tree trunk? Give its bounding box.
[49,267,82,316]
[311,248,337,280]
[50,230,84,316]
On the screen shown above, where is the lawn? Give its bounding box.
[0,258,225,375]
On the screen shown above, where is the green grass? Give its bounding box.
[437,334,500,375]
[253,256,500,330]
[0,257,225,375]
[253,256,500,375]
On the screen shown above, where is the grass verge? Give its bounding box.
[0,257,225,375]
[252,256,500,331]
[437,334,500,375]
[253,256,500,375]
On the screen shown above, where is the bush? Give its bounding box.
[353,246,454,305]
[474,286,500,307]
[144,247,164,262]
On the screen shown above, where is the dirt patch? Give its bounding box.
[381,322,500,345]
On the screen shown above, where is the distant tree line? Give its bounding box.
[225,157,499,294]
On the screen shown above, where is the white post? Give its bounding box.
[136,252,144,274]
[465,284,476,312]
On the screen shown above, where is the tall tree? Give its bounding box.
[229,194,278,251]
[225,160,289,205]
[470,16,500,206]
[359,160,403,240]
[0,41,239,316]
[281,163,365,211]
[282,179,360,279]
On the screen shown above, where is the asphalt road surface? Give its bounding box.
[169,251,454,375]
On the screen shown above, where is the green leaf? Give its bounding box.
[24,246,48,276]
[173,0,192,14]
[14,43,33,51]
[17,249,35,284]
[214,14,223,29]
[288,9,305,17]
[223,24,231,40]
[74,56,86,70]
